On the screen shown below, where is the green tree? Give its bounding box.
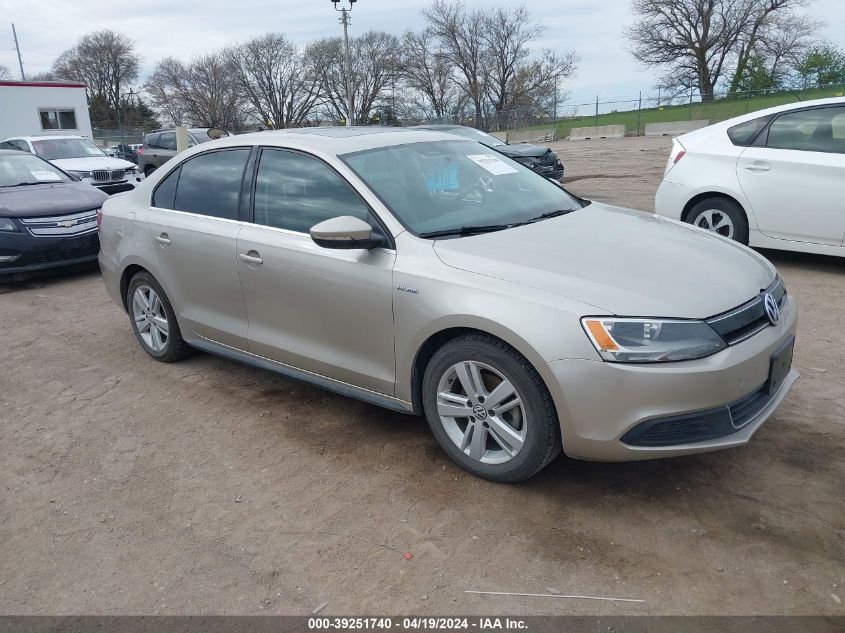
[798,44,845,87]
[737,54,779,92]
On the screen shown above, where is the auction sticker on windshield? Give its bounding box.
[467,154,518,175]
[30,171,62,181]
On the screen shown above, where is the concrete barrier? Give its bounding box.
[569,124,625,140]
[645,120,710,137]
[507,128,557,144]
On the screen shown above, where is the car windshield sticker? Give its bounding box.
[425,163,459,191]
[30,170,62,181]
[467,154,518,175]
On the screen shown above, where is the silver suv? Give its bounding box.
[138,127,231,177]
[99,128,798,481]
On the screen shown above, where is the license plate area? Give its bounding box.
[767,336,795,396]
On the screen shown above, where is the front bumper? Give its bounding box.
[0,229,100,280]
[538,295,799,461]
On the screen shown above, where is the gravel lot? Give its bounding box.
[1,136,842,616]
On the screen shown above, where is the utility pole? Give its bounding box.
[12,23,25,81]
[332,0,357,127]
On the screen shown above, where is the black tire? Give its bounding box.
[143,165,157,178]
[686,197,749,244]
[126,271,192,362]
[422,333,561,483]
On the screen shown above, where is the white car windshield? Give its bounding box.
[0,152,70,187]
[32,138,107,161]
[343,140,584,237]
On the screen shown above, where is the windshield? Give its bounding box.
[443,127,507,147]
[343,140,583,236]
[32,138,106,161]
[0,153,70,187]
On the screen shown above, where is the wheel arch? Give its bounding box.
[681,191,748,224]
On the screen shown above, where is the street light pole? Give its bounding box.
[332,0,357,127]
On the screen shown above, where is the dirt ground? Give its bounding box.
[0,136,843,616]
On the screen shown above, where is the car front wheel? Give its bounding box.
[422,333,561,482]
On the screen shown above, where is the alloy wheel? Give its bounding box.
[436,360,527,464]
[694,209,735,239]
[132,285,170,353]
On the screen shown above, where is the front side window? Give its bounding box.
[39,109,78,131]
[172,149,250,220]
[253,149,376,234]
[343,140,583,236]
[766,107,845,154]
[32,138,106,161]
[0,153,70,187]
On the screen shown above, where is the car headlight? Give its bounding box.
[125,167,138,175]
[582,317,726,363]
[516,157,538,166]
[69,170,93,178]
[0,217,19,232]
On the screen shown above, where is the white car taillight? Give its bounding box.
[664,138,686,176]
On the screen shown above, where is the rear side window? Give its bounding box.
[766,106,845,154]
[173,149,250,220]
[727,116,770,146]
[158,132,177,151]
[152,167,179,209]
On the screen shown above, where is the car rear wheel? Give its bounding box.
[422,333,561,482]
[127,272,191,362]
[687,197,748,244]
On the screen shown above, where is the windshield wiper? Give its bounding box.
[511,209,575,227]
[418,224,512,239]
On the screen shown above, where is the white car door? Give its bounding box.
[736,105,845,246]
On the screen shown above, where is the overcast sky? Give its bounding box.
[2,0,844,108]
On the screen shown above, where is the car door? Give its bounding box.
[236,147,396,395]
[145,148,253,349]
[736,105,845,246]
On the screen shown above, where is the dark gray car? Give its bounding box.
[138,128,232,176]
[0,149,108,281]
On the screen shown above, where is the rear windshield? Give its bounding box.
[727,116,771,146]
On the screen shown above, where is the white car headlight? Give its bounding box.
[582,317,726,363]
[69,170,93,179]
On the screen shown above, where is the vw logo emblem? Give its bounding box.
[472,404,488,420]
[763,293,780,325]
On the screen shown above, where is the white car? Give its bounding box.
[655,97,845,257]
[0,135,143,195]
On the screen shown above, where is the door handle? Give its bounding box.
[155,233,171,246]
[238,252,263,265]
[745,162,772,172]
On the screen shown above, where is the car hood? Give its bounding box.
[50,156,136,171]
[0,182,108,218]
[433,203,775,318]
[497,143,551,159]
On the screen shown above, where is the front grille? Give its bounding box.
[706,277,787,345]
[19,209,99,237]
[92,169,125,182]
[29,235,100,264]
[621,383,774,447]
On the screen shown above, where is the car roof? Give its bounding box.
[2,135,87,142]
[0,149,32,155]
[210,126,469,155]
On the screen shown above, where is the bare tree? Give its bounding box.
[0,65,11,80]
[308,31,400,124]
[756,12,821,86]
[423,0,488,125]
[145,53,245,130]
[227,34,322,129]
[52,30,140,109]
[401,28,455,118]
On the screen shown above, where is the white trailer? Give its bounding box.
[0,80,93,140]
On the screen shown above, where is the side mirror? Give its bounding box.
[207,128,227,140]
[310,216,385,250]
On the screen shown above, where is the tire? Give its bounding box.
[686,197,749,244]
[126,272,192,362]
[422,333,561,482]
[143,165,157,178]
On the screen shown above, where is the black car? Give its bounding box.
[0,149,108,281]
[413,124,565,181]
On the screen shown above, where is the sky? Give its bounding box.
[2,0,844,114]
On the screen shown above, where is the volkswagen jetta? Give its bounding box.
[99,128,798,482]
